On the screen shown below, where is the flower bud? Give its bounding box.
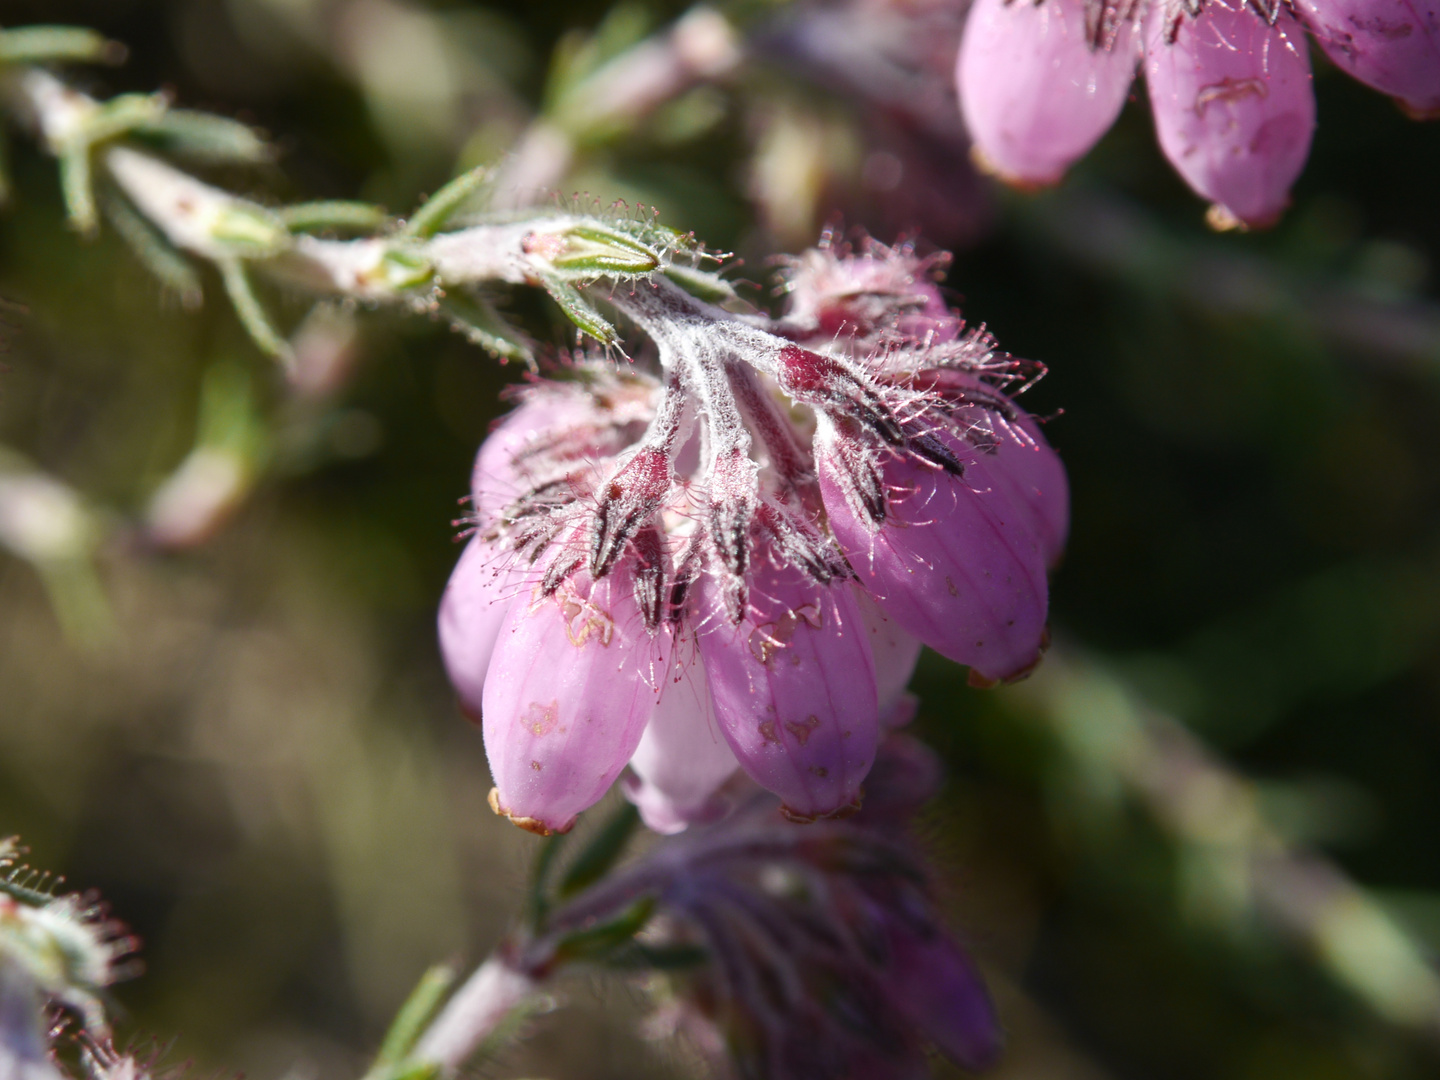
[817,426,1049,683]
[623,645,739,834]
[483,552,668,835]
[1144,0,1316,229]
[958,0,1142,187]
[696,555,878,822]
[1293,0,1440,118]
[438,537,523,722]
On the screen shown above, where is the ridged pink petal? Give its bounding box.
[1144,0,1316,228]
[623,645,739,834]
[819,438,1049,682]
[958,0,1141,186]
[482,556,667,835]
[437,538,526,720]
[1294,0,1440,117]
[697,562,879,821]
[856,590,923,714]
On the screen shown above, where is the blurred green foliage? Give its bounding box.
[0,2,1437,1079]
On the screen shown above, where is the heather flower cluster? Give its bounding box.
[957,0,1440,227]
[504,734,1003,1080]
[439,233,1068,836]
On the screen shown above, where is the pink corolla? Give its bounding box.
[439,234,1068,836]
[958,0,1438,227]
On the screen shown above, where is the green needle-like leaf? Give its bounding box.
[280,201,390,234]
[557,802,640,899]
[58,144,96,233]
[218,258,294,369]
[372,964,457,1072]
[663,263,740,305]
[101,192,202,308]
[439,294,536,368]
[538,272,620,349]
[0,26,123,66]
[135,109,271,164]
[402,165,492,239]
[544,223,660,276]
[552,896,656,964]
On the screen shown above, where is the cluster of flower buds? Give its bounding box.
[504,734,1000,1080]
[957,0,1440,228]
[1,839,136,1080]
[439,231,1067,836]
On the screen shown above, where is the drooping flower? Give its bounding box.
[439,232,1067,836]
[507,734,1002,1080]
[957,0,1438,227]
[1294,0,1440,119]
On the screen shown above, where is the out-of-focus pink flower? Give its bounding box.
[1293,0,1440,118]
[958,0,1141,186]
[1145,0,1315,229]
[528,734,1002,1080]
[955,0,1433,226]
[439,235,1067,835]
[0,961,66,1080]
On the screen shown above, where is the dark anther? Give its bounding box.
[630,528,666,632]
[540,552,583,598]
[907,433,964,476]
[589,448,672,580]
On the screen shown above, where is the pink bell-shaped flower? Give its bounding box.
[697,552,880,823]
[437,537,524,722]
[818,424,1050,684]
[957,0,1142,186]
[622,645,740,833]
[856,591,924,716]
[482,548,669,835]
[927,371,1071,567]
[439,234,1067,836]
[1144,0,1316,228]
[1293,0,1440,118]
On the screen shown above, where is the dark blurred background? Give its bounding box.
[1,1,1438,1078]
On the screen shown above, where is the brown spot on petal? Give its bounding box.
[748,604,824,664]
[522,700,560,736]
[758,719,780,744]
[810,765,829,778]
[561,591,616,647]
[967,669,1000,690]
[531,760,543,772]
[488,787,573,836]
[946,575,958,597]
[1194,77,1266,117]
[778,795,862,824]
[785,715,821,746]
